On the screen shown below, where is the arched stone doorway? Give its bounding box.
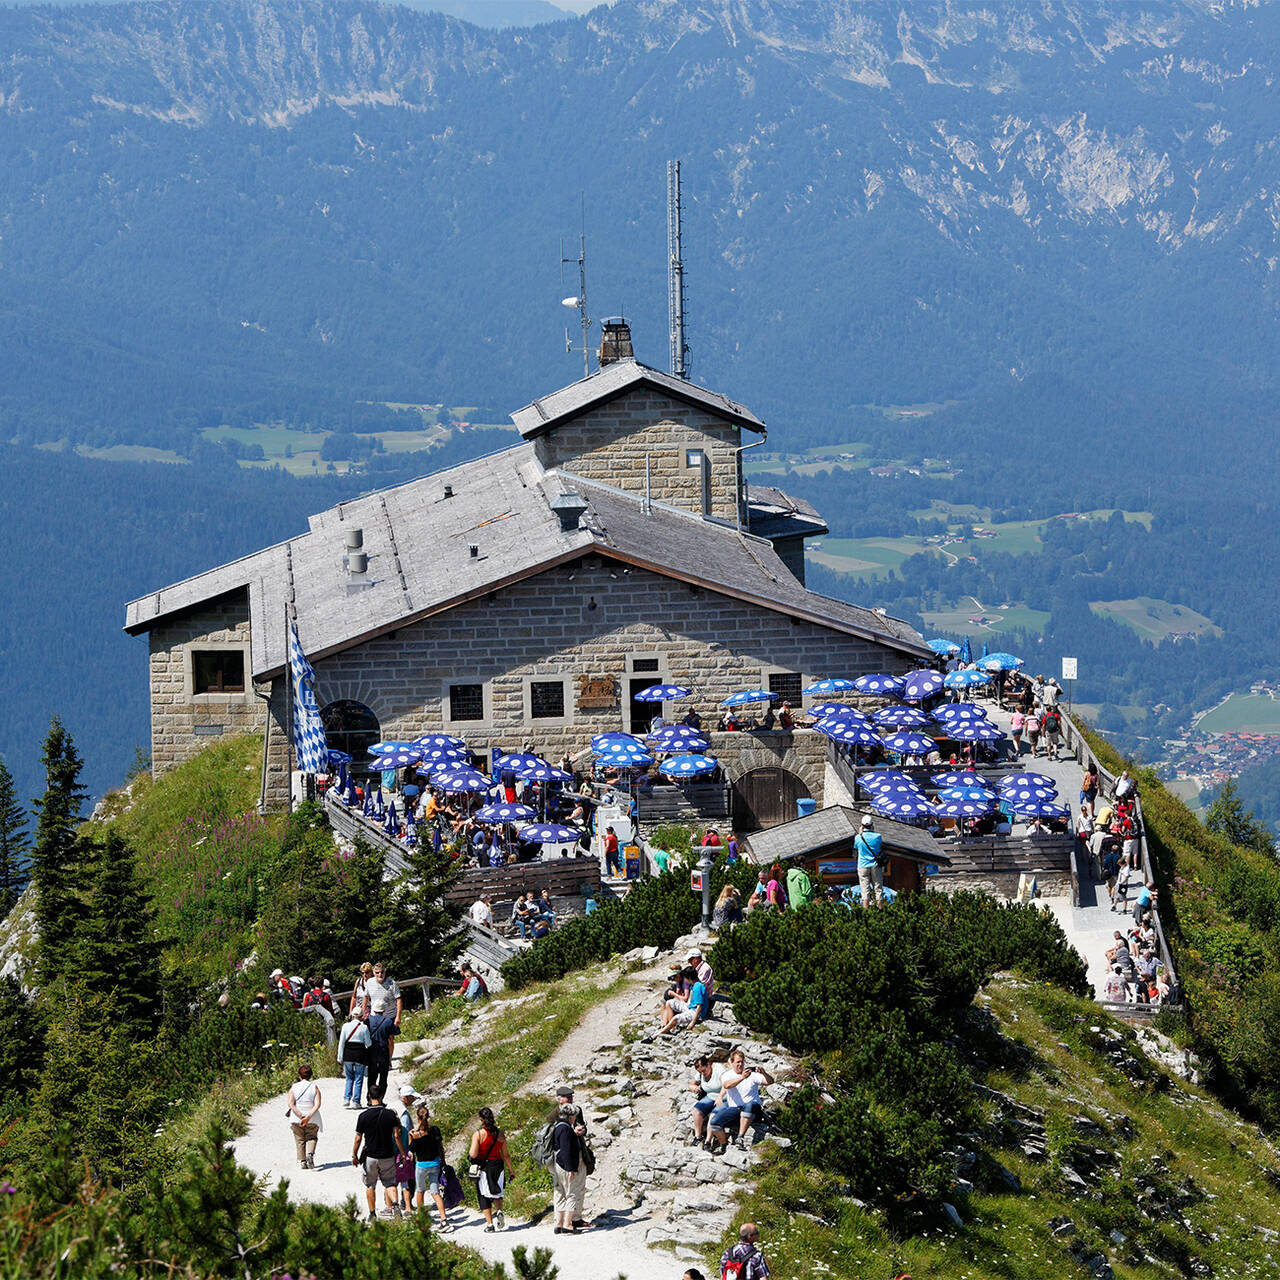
[320,699,380,768]
[732,767,812,833]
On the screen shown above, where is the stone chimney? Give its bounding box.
[598,317,634,367]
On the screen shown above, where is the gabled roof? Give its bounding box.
[510,360,765,439]
[745,482,829,541]
[125,444,930,678]
[743,806,949,867]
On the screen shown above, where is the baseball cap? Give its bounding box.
[860,815,874,828]
[555,1084,575,1098]
[270,968,284,979]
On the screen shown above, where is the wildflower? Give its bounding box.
[0,1183,16,1195]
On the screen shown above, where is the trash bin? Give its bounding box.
[623,844,641,879]
[796,797,817,819]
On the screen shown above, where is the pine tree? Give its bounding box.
[372,837,467,979]
[30,718,87,981]
[75,831,161,1032]
[0,756,29,916]
[1206,779,1275,857]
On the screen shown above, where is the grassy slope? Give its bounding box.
[726,977,1280,1280]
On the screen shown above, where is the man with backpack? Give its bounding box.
[854,815,887,909]
[720,1222,770,1279]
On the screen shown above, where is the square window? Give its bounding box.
[448,683,484,722]
[685,448,705,468]
[530,680,566,720]
[767,672,802,707]
[192,650,245,694]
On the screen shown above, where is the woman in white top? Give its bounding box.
[287,1064,323,1169]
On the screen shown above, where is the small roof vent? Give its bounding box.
[551,490,589,532]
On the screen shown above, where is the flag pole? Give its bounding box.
[285,603,295,814]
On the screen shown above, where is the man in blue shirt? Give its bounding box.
[1133,882,1157,925]
[854,814,886,909]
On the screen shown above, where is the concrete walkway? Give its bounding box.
[982,702,1127,998]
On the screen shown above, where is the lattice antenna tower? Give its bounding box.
[667,158,689,379]
[560,196,592,380]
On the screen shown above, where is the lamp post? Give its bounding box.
[699,845,714,929]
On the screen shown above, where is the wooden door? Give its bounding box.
[733,767,811,832]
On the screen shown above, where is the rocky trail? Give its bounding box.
[234,937,799,1279]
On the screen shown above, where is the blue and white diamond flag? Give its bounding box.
[288,620,328,775]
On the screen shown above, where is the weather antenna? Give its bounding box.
[667,158,689,379]
[560,195,592,379]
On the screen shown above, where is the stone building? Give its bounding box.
[125,324,931,814]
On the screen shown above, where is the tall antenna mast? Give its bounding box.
[667,159,689,379]
[560,197,592,379]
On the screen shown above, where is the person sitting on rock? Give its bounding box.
[712,884,743,928]
[707,1050,774,1153]
[687,1054,728,1148]
[658,966,710,1035]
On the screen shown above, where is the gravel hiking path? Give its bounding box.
[234,943,781,1279]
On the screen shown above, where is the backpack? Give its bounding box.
[722,1250,750,1280]
[531,1119,558,1168]
[473,972,489,997]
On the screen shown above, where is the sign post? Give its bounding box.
[693,853,713,928]
[1061,657,1078,714]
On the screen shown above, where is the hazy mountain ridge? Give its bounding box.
[4,0,1280,436]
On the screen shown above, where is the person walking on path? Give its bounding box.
[408,1103,452,1231]
[1080,763,1100,820]
[1010,709,1025,756]
[349,962,374,1017]
[854,815,886,909]
[603,826,621,878]
[720,1222,771,1279]
[353,1086,406,1221]
[551,1102,588,1234]
[366,1009,395,1102]
[1025,711,1041,758]
[338,1010,371,1109]
[469,1107,515,1233]
[396,1086,419,1213]
[287,1064,323,1170]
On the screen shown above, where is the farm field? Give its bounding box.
[1197,693,1280,735]
[920,603,1051,636]
[806,537,934,578]
[1089,596,1222,643]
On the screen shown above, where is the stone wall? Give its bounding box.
[147,592,268,777]
[533,387,745,523]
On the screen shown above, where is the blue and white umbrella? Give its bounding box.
[931,770,985,789]
[475,802,537,824]
[978,652,1023,672]
[720,689,775,708]
[494,752,545,773]
[515,761,573,782]
[809,704,873,729]
[901,670,945,702]
[327,749,353,766]
[881,731,937,756]
[959,636,973,665]
[413,734,467,749]
[369,748,423,770]
[873,706,933,729]
[591,732,645,751]
[927,638,961,655]
[415,744,468,768]
[518,822,582,844]
[871,793,937,819]
[634,684,693,702]
[383,799,399,833]
[595,742,654,766]
[433,768,490,794]
[933,702,989,723]
[659,753,719,779]
[806,700,854,721]
[652,736,710,756]
[943,669,991,689]
[369,740,415,755]
[802,677,858,695]
[1002,784,1059,804]
[815,719,882,747]
[648,724,710,746]
[853,673,906,695]
[936,785,999,804]
[842,884,898,905]
[858,769,917,794]
[936,797,995,817]
[944,721,1005,742]
[998,771,1056,791]
[1008,798,1069,818]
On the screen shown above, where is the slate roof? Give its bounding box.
[125,445,929,678]
[510,360,765,438]
[742,806,950,867]
[745,482,829,540]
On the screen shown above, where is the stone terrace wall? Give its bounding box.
[148,592,266,776]
[533,387,745,523]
